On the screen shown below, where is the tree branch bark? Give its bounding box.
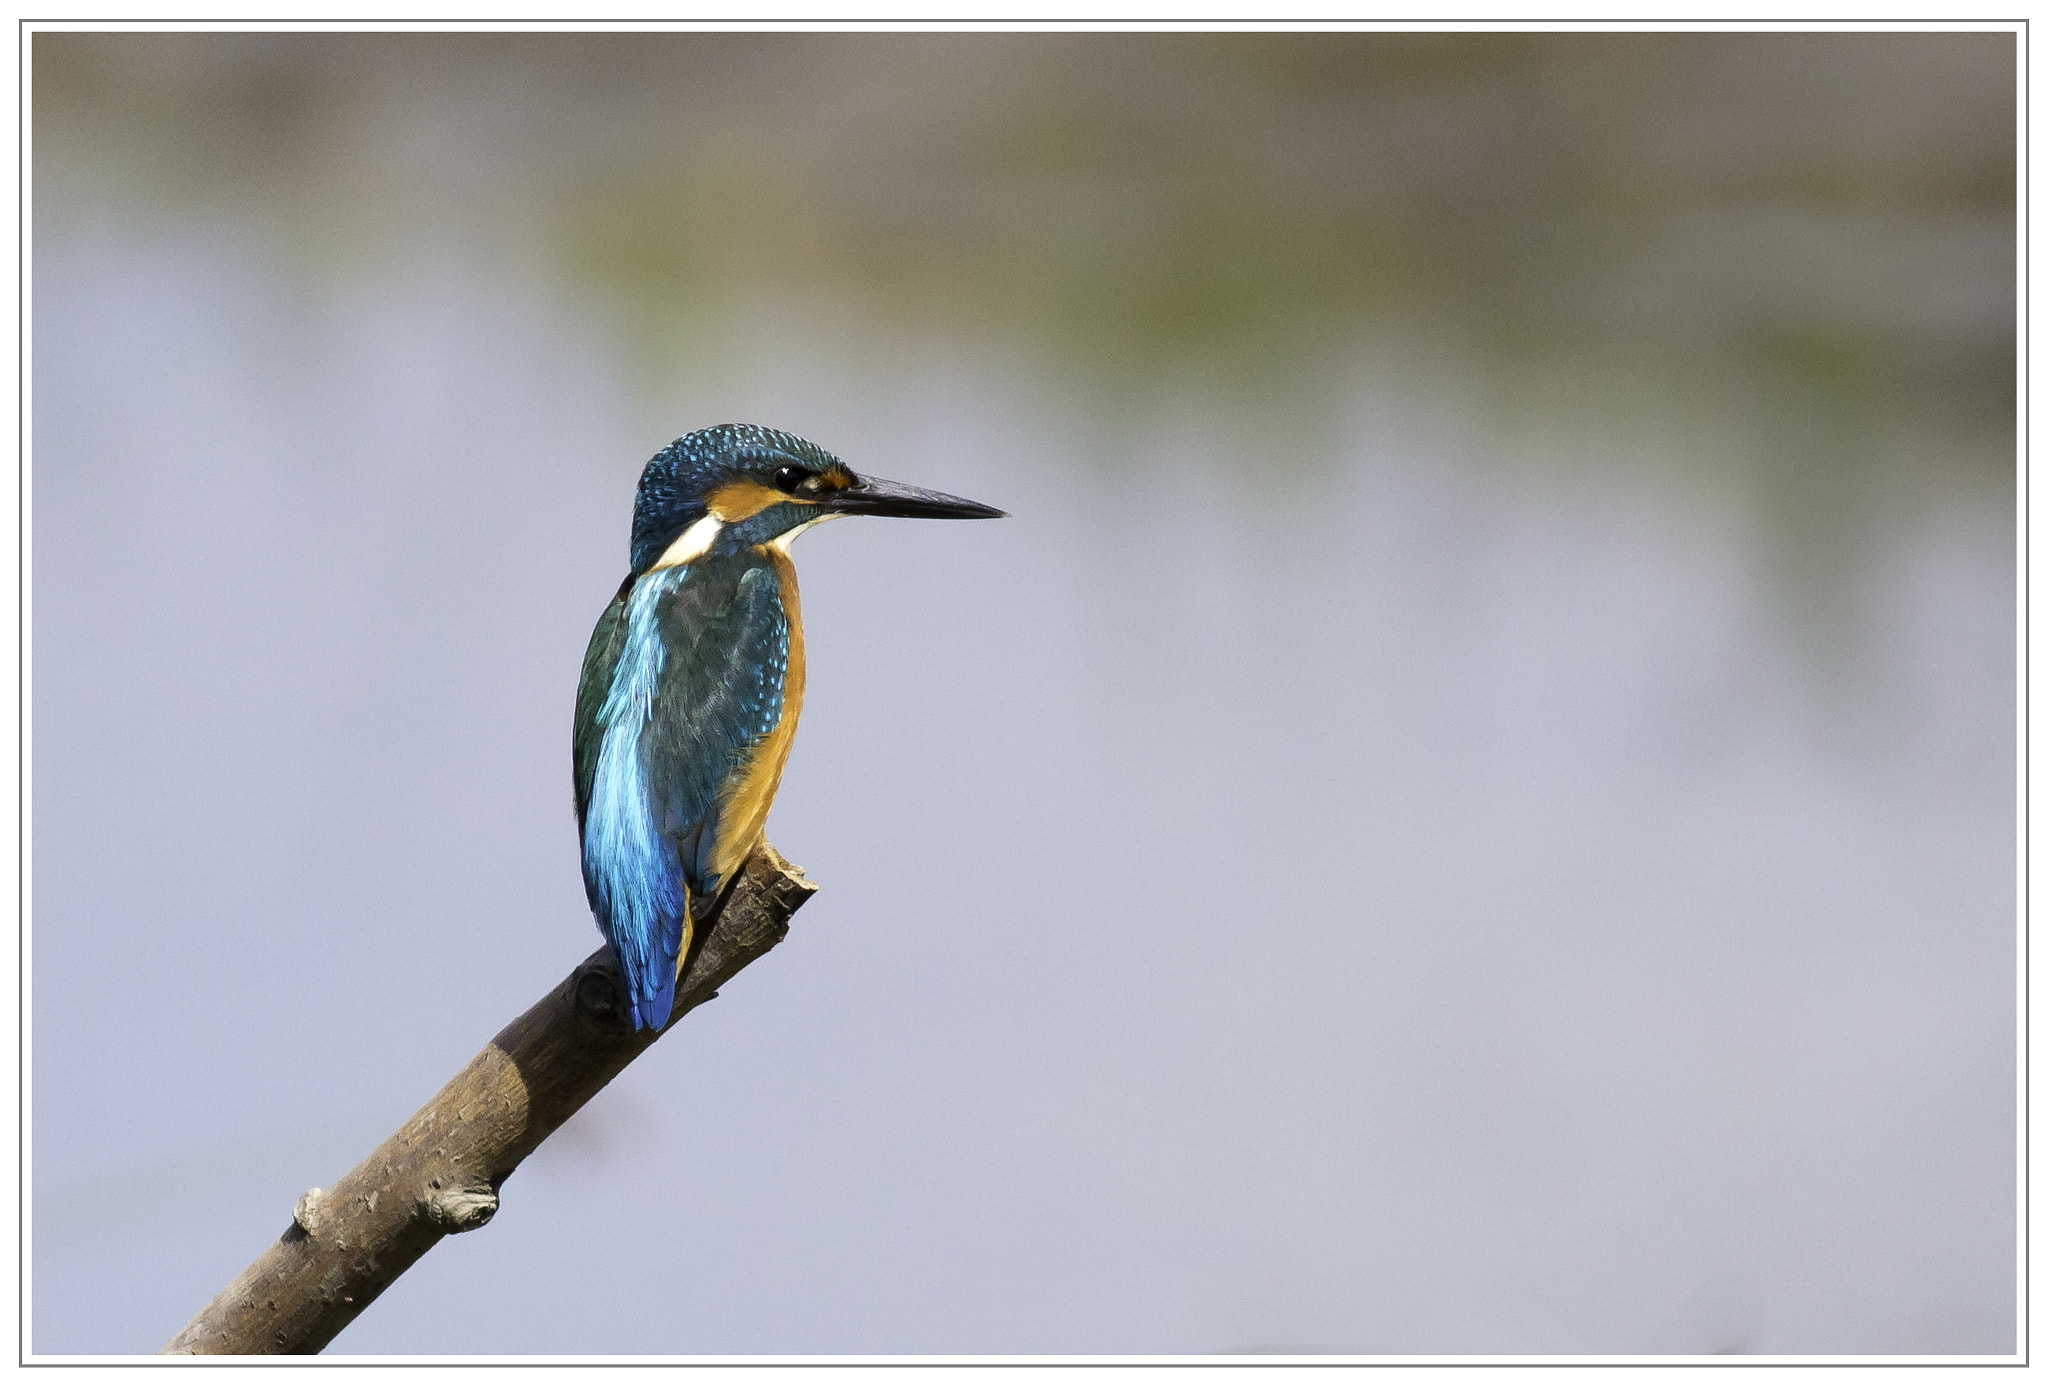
[159,842,817,1355]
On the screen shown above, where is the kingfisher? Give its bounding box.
[574,424,1005,1031]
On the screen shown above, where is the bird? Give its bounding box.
[573,424,1006,1031]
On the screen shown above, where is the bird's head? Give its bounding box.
[628,423,1006,575]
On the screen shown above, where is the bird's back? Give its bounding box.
[575,546,804,1028]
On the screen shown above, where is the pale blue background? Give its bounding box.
[32,32,2016,1354]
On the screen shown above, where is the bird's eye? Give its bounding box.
[773,464,809,494]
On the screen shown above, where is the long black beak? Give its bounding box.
[824,472,1008,520]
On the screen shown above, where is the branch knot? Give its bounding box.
[421,1177,498,1233]
[292,1188,326,1239]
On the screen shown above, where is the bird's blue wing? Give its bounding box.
[575,559,789,1030]
[644,563,791,899]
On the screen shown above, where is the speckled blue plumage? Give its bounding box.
[575,553,791,1030]
[575,422,1000,1030]
[575,424,826,1032]
[629,424,840,574]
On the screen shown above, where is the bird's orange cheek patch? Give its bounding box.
[707,480,790,523]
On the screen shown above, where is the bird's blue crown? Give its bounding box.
[630,424,841,574]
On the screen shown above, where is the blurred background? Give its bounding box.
[30,30,2015,1355]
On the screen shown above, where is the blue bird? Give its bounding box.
[574,424,1006,1031]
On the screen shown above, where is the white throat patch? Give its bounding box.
[767,511,843,554]
[649,514,724,571]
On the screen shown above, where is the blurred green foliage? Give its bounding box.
[34,26,2016,578]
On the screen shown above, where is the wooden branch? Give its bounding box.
[160,843,817,1356]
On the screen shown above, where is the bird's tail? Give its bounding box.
[584,858,691,1031]
[625,915,693,1031]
